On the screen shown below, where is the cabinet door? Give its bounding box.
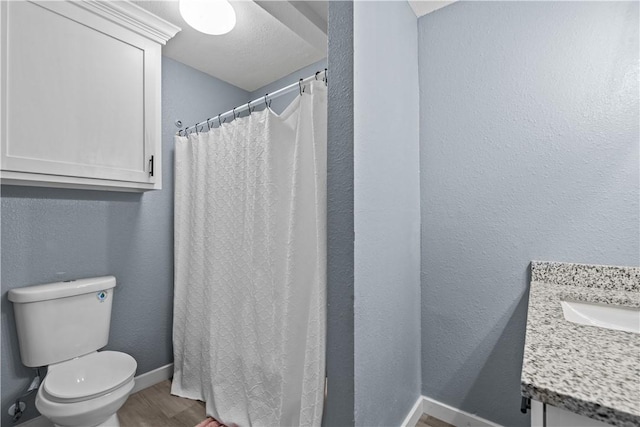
[1,1,161,189]
[546,405,610,427]
[531,401,611,427]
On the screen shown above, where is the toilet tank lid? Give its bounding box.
[8,276,116,303]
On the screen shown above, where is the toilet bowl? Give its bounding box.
[9,277,137,427]
[35,351,137,427]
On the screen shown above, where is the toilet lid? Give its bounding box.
[43,351,137,402]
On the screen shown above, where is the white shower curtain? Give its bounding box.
[172,81,326,427]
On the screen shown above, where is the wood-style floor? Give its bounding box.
[416,414,454,427]
[118,380,454,427]
[119,380,205,427]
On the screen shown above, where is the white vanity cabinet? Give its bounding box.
[531,400,611,427]
[0,0,180,191]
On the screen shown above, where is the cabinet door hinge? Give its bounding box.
[149,155,154,177]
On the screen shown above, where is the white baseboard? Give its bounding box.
[401,395,426,427]
[422,396,502,427]
[17,363,174,427]
[131,363,174,394]
[401,395,502,427]
[15,416,52,427]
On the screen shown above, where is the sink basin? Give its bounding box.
[561,300,640,334]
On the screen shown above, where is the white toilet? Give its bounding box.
[8,276,137,427]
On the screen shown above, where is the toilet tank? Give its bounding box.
[8,276,116,367]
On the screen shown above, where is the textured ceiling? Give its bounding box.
[409,0,456,17]
[133,1,327,91]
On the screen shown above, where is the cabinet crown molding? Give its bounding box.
[74,0,181,44]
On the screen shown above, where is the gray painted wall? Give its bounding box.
[250,59,328,114]
[418,2,639,426]
[353,2,421,426]
[323,2,355,426]
[0,57,249,426]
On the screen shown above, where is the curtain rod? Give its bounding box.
[178,68,327,136]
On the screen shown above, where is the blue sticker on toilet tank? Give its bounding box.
[97,291,107,302]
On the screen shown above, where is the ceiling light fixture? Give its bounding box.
[179,0,236,36]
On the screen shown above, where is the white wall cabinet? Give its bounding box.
[0,0,179,191]
[531,400,611,427]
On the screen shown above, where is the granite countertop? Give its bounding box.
[521,261,640,427]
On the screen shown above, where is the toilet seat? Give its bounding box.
[44,351,136,403]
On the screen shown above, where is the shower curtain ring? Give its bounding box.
[218,114,222,127]
[233,107,237,120]
[247,102,252,115]
[207,118,212,130]
[315,71,320,80]
[299,79,304,96]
